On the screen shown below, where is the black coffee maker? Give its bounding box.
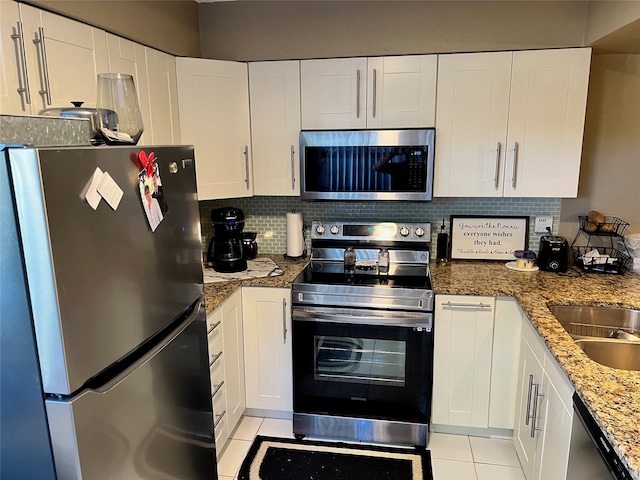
[207,207,247,273]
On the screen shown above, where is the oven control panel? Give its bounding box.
[311,221,431,242]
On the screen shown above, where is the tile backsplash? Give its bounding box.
[199,196,561,259]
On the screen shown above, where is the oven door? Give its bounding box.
[292,306,433,424]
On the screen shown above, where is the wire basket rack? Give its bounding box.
[572,246,632,275]
[578,216,630,236]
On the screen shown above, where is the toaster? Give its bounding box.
[538,235,569,273]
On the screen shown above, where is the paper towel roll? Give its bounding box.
[286,212,304,257]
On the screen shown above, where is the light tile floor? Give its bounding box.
[217,416,525,480]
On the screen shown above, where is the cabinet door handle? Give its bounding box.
[282,297,288,343]
[211,380,225,397]
[372,68,377,118]
[525,374,534,426]
[356,69,361,119]
[511,142,519,188]
[213,410,227,429]
[244,145,250,189]
[33,27,52,105]
[442,301,492,309]
[209,351,222,367]
[11,22,31,105]
[494,142,502,189]
[290,144,296,190]
[530,382,544,438]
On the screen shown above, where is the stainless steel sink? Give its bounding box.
[574,338,640,371]
[549,305,640,371]
[549,305,640,339]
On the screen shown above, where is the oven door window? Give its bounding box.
[315,336,406,387]
[293,320,433,424]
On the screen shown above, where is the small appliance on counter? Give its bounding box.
[538,235,569,272]
[207,207,247,273]
[241,232,259,259]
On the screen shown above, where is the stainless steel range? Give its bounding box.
[291,221,434,447]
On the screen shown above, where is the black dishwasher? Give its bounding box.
[566,393,631,480]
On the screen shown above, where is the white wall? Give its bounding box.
[560,54,640,239]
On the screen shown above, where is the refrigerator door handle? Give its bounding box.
[90,298,203,394]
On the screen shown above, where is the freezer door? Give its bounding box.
[9,146,204,395]
[46,300,216,480]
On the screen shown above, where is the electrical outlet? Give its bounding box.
[535,216,553,233]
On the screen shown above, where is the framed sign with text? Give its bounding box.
[449,216,529,261]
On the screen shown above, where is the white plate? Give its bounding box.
[505,261,539,272]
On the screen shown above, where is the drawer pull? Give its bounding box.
[213,410,227,429]
[442,301,492,309]
[207,320,221,335]
[212,380,225,397]
[209,351,222,367]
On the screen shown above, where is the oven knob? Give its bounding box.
[330,225,340,235]
[316,225,326,235]
[415,227,425,237]
[400,227,410,237]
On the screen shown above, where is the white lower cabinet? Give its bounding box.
[433,295,495,428]
[433,296,522,433]
[514,317,574,480]
[242,287,292,413]
[206,289,244,456]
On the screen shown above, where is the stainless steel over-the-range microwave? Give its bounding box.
[300,128,435,201]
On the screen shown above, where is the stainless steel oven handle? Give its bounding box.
[292,308,432,329]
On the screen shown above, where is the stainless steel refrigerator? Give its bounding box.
[1,144,217,479]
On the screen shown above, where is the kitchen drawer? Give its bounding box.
[208,334,224,367]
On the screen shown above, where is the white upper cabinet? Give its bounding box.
[249,61,301,196]
[21,4,108,113]
[435,48,591,198]
[300,57,367,130]
[176,57,252,200]
[144,48,181,145]
[300,55,437,130]
[366,55,437,129]
[105,34,181,146]
[106,34,151,144]
[504,48,591,198]
[1,2,109,115]
[434,52,512,197]
[1,0,26,113]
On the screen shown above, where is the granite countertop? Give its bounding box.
[203,255,309,314]
[431,261,640,479]
[203,255,640,478]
